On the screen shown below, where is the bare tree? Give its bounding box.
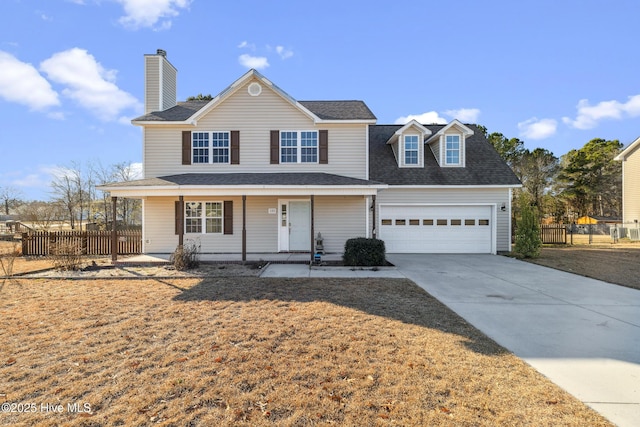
[0,186,23,216]
[50,169,78,229]
[111,162,142,226]
[50,161,100,231]
[16,201,65,231]
[94,161,115,228]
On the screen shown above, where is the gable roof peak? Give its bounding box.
[386,119,432,145]
[425,119,475,144]
[614,135,640,161]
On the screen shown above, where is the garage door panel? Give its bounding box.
[379,205,493,254]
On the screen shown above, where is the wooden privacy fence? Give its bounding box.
[22,231,142,256]
[540,224,567,244]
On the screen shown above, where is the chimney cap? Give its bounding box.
[156,49,167,57]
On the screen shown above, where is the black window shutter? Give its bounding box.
[319,130,328,164]
[182,131,191,165]
[270,130,279,164]
[231,131,240,164]
[223,201,233,235]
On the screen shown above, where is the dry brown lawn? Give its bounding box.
[528,244,640,291]
[0,275,611,426]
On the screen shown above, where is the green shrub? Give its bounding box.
[514,203,541,258]
[343,238,386,266]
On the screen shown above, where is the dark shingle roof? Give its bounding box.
[299,101,376,120]
[133,100,209,122]
[104,173,383,188]
[369,124,521,186]
[134,100,375,122]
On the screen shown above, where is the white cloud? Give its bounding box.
[116,0,191,30]
[40,48,141,122]
[443,108,480,123]
[11,173,50,189]
[562,95,640,130]
[395,111,447,125]
[518,117,558,140]
[126,162,143,180]
[276,46,293,60]
[0,51,60,111]
[238,54,269,70]
[237,41,256,50]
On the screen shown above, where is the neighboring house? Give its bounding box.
[100,50,520,259]
[614,136,640,226]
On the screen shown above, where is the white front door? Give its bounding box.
[289,201,311,251]
[278,200,311,252]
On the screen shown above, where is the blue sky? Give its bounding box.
[1,0,639,201]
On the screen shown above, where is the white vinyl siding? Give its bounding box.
[315,196,366,253]
[143,195,366,254]
[143,197,242,254]
[143,79,368,179]
[161,59,177,111]
[144,54,177,114]
[622,145,640,223]
[374,188,511,252]
[144,56,160,114]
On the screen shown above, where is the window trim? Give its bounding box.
[445,134,461,166]
[192,131,231,165]
[280,130,319,164]
[184,201,224,234]
[403,134,419,166]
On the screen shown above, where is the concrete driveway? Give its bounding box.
[387,254,640,427]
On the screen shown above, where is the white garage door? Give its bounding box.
[379,205,494,253]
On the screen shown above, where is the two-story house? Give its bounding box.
[100,50,520,260]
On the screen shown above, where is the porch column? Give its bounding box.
[372,194,377,239]
[310,195,315,263]
[178,195,184,247]
[111,196,118,262]
[242,195,247,262]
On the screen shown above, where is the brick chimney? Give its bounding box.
[144,49,177,113]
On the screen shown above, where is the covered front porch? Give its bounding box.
[98,173,386,264]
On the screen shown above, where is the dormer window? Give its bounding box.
[445,135,460,165]
[386,120,431,168]
[425,120,473,168]
[404,135,419,165]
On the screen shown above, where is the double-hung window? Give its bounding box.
[404,135,419,165]
[211,132,229,163]
[192,131,230,164]
[185,202,223,234]
[445,135,461,165]
[281,131,318,163]
[192,132,209,164]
